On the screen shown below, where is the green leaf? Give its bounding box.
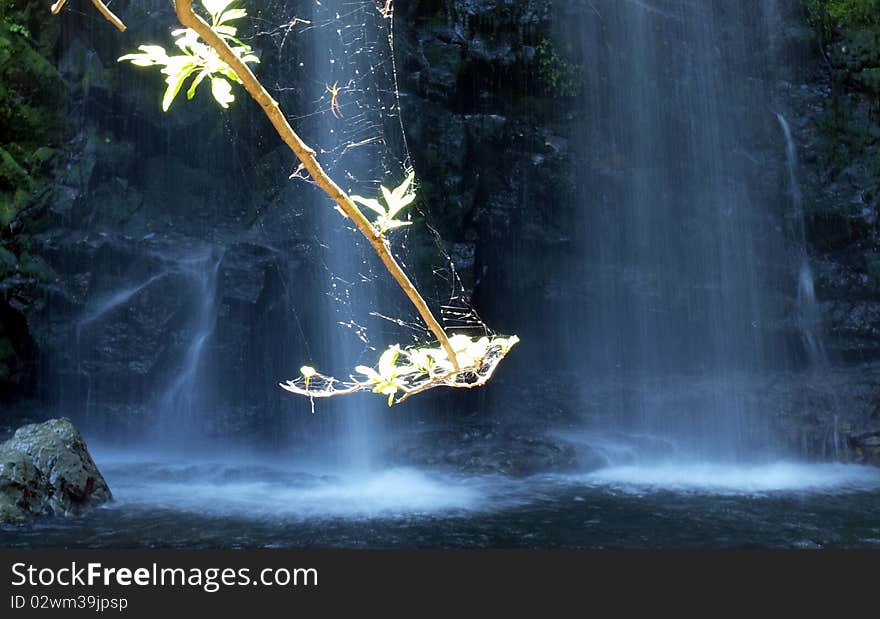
[217,8,247,25]
[214,25,238,38]
[118,45,171,66]
[378,347,400,378]
[380,185,394,210]
[392,172,415,201]
[119,9,258,112]
[383,219,412,230]
[162,64,197,111]
[351,195,386,216]
[355,365,381,383]
[386,192,415,219]
[201,0,236,20]
[210,76,235,108]
[187,70,209,99]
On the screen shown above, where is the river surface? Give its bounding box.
[3,451,880,549]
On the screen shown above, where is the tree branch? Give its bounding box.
[172,0,459,370]
[51,0,127,32]
[90,0,127,32]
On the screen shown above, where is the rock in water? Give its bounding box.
[0,418,111,522]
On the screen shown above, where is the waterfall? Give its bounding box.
[776,112,843,459]
[566,1,794,461]
[155,250,221,446]
[303,0,386,472]
[776,113,829,370]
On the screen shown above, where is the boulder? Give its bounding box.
[0,418,111,522]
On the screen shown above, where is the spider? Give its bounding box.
[378,0,393,19]
[326,81,343,119]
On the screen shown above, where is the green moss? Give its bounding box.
[806,0,880,35]
[0,145,29,188]
[17,251,54,281]
[534,38,581,98]
[0,1,62,227]
[803,0,880,208]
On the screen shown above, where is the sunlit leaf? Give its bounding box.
[210,76,235,108]
[380,184,394,210]
[162,64,197,111]
[377,218,412,233]
[214,24,238,38]
[186,70,209,99]
[355,365,381,383]
[378,347,400,378]
[118,45,169,66]
[201,0,236,19]
[386,192,415,219]
[351,195,386,216]
[217,8,247,25]
[392,172,415,202]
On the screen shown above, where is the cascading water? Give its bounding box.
[776,113,830,371]
[777,112,843,459]
[564,0,799,462]
[154,249,221,446]
[300,0,386,472]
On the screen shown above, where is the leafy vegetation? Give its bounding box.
[535,38,581,98]
[354,335,520,406]
[351,173,417,235]
[806,0,880,43]
[118,0,258,111]
[802,0,880,221]
[0,1,62,226]
[284,334,520,407]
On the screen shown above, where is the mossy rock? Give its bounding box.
[0,245,17,278]
[17,251,55,281]
[0,145,29,188]
[0,418,113,521]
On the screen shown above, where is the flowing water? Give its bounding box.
[154,251,221,445]
[3,450,880,548]
[564,0,803,460]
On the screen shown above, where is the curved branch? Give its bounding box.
[90,0,127,32]
[51,0,127,32]
[172,0,459,370]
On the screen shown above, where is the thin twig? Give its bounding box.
[50,0,126,31]
[90,0,127,32]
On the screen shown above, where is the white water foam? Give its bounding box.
[578,462,880,495]
[93,452,502,520]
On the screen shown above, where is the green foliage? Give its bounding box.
[354,334,521,406]
[118,0,258,111]
[351,172,417,235]
[535,38,581,98]
[1,1,29,39]
[806,0,880,36]
[826,0,880,27]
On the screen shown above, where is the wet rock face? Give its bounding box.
[0,417,111,522]
[782,12,880,365]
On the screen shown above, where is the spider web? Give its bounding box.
[236,0,492,383]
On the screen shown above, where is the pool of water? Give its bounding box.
[3,452,880,549]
